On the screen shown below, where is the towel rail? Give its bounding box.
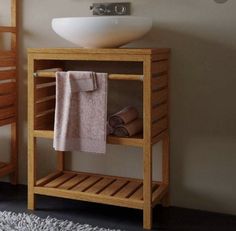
[34,70,144,81]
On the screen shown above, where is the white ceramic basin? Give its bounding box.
[51,16,152,48]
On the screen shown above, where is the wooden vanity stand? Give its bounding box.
[27,48,170,229]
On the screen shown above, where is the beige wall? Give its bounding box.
[1,0,236,216]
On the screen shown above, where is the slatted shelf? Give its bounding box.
[35,171,167,210]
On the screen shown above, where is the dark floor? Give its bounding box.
[0,182,236,231]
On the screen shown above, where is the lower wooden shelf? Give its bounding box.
[34,171,168,210]
[0,161,15,178]
[33,129,144,147]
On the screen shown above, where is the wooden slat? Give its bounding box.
[35,77,55,85]
[152,184,169,207]
[0,116,15,126]
[0,82,16,94]
[114,181,142,198]
[29,47,169,55]
[35,95,55,104]
[152,75,168,91]
[58,174,89,190]
[99,179,128,196]
[34,113,54,130]
[129,184,158,200]
[36,172,62,186]
[0,70,16,80]
[152,118,168,138]
[107,134,143,147]
[0,51,16,58]
[0,106,16,120]
[35,85,55,100]
[35,109,54,118]
[35,99,55,114]
[72,176,102,192]
[0,94,16,106]
[34,130,54,138]
[65,170,151,184]
[0,26,16,33]
[152,88,168,106]
[152,129,168,145]
[33,130,143,148]
[0,58,16,67]
[129,185,143,200]
[152,61,168,75]
[34,186,143,210]
[152,103,168,122]
[151,53,169,61]
[0,162,7,168]
[0,163,15,178]
[44,173,76,188]
[85,177,115,194]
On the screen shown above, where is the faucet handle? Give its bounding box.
[90,2,131,16]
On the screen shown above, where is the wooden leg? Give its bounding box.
[28,137,36,210]
[10,122,18,185]
[57,151,64,171]
[162,133,170,207]
[143,144,152,229]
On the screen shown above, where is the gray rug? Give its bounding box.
[0,211,122,231]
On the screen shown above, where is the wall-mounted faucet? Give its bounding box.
[90,2,131,16]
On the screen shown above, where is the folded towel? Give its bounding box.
[68,71,97,92]
[53,71,108,154]
[113,119,143,137]
[108,106,139,128]
[107,122,114,135]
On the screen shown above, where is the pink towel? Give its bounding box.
[108,106,139,128]
[53,71,108,154]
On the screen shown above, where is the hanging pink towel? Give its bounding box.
[53,71,108,154]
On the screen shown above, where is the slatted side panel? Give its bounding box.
[34,77,56,130]
[151,55,170,140]
[36,172,160,202]
[33,62,64,131]
[0,0,18,182]
[0,57,17,126]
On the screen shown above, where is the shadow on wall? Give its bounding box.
[130,25,236,214]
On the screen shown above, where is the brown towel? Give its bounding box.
[107,122,114,135]
[108,106,139,128]
[113,119,143,137]
[53,71,108,154]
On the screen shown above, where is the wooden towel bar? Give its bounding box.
[34,70,144,81]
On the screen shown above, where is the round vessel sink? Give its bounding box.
[52,16,152,48]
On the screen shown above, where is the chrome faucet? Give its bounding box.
[90,2,131,16]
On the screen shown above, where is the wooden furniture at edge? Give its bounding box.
[27,48,170,229]
[0,0,18,183]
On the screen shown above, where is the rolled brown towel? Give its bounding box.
[108,106,139,128]
[107,122,114,135]
[113,119,143,137]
